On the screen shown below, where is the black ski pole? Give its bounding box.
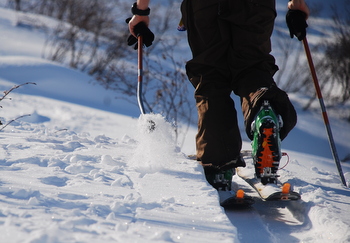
[137,35,146,115]
[137,35,155,131]
[302,37,348,187]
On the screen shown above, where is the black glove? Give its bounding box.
[286,10,308,41]
[126,18,154,49]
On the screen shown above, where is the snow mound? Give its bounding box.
[21,110,50,123]
[129,114,182,174]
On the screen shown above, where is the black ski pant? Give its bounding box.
[180,0,297,168]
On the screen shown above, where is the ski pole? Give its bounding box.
[302,37,348,187]
[137,35,156,131]
[137,35,146,115]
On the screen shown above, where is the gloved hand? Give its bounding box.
[126,18,154,49]
[286,10,308,41]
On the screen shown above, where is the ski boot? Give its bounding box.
[203,155,246,191]
[205,166,254,207]
[205,168,234,191]
[251,100,282,185]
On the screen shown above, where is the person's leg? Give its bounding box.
[223,0,296,139]
[194,80,242,167]
[222,0,296,184]
[181,0,243,169]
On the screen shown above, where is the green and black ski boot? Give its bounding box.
[251,100,282,185]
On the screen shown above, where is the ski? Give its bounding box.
[237,151,301,201]
[237,169,300,201]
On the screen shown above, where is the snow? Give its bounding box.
[0,2,349,243]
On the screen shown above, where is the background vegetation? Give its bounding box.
[7,0,350,126]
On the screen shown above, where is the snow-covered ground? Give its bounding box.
[0,2,349,243]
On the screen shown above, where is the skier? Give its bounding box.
[127,0,309,200]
